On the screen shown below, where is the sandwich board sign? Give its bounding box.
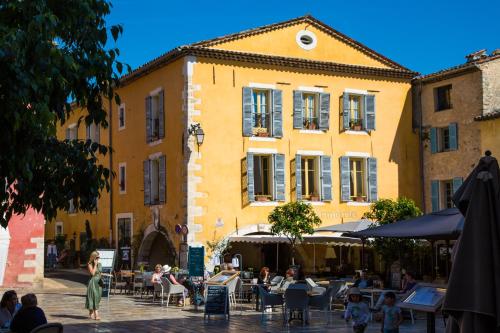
[188,246,204,277]
[204,285,229,320]
[96,249,116,299]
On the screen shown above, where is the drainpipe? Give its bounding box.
[108,97,114,247]
[416,80,427,212]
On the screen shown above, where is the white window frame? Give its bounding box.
[55,221,64,237]
[86,123,99,143]
[344,152,372,206]
[252,154,274,200]
[68,199,76,215]
[118,162,127,194]
[115,213,133,250]
[300,155,321,202]
[118,103,126,130]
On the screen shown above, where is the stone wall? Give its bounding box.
[480,57,500,115]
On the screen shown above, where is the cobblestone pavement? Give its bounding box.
[28,288,445,333]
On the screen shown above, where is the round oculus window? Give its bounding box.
[296,30,317,50]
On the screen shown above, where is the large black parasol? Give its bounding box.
[443,151,500,332]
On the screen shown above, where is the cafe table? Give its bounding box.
[359,288,397,308]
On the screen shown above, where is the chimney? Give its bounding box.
[465,49,488,63]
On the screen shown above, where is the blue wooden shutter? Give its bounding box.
[364,95,375,131]
[159,155,166,204]
[452,177,463,194]
[449,123,458,151]
[272,90,283,138]
[295,155,302,201]
[293,91,303,129]
[274,154,285,201]
[65,128,70,140]
[143,160,151,205]
[242,87,253,137]
[320,156,332,201]
[159,90,165,139]
[246,153,255,202]
[343,93,350,130]
[319,93,330,130]
[367,158,378,202]
[340,156,350,201]
[431,180,440,212]
[86,125,90,141]
[145,96,152,142]
[430,127,438,154]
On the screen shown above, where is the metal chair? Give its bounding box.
[258,285,284,323]
[284,284,309,326]
[227,277,241,308]
[309,287,335,324]
[269,276,284,292]
[132,271,144,297]
[152,276,186,307]
[30,323,63,333]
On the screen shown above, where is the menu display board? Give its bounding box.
[188,246,204,277]
[204,285,229,320]
[96,249,116,298]
[400,284,446,312]
[207,270,239,285]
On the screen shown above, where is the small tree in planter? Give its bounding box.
[268,201,321,265]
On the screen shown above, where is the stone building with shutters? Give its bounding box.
[413,50,500,213]
[46,16,422,271]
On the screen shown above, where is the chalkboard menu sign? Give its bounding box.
[97,249,115,299]
[188,246,204,277]
[204,285,229,320]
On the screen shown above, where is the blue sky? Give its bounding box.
[107,0,500,75]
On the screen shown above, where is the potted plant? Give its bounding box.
[309,121,317,130]
[350,119,363,131]
[256,195,270,202]
[257,131,269,137]
[309,192,320,201]
[355,196,364,202]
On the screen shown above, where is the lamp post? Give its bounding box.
[188,123,204,151]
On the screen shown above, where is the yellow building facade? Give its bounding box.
[46,16,421,271]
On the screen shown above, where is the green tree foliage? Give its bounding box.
[0,1,127,227]
[269,201,321,265]
[363,198,422,272]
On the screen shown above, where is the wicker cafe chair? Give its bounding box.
[152,277,186,307]
[258,285,284,323]
[29,323,63,333]
[309,287,335,324]
[284,285,309,327]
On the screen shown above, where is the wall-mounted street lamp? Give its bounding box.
[188,123,205,150]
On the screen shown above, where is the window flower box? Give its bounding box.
[256,195,271,202]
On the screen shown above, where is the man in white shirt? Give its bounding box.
[47,241,58,270]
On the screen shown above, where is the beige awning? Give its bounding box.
[229,233,362,246]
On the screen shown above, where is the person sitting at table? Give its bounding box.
[279,268,296,291]
[151,264,163,284]
[400,272,417,294]
[0,290,20,328]
[162,265,187,306]
[258,267,270,285]
[353,271,373,289]
[10,293,47,333]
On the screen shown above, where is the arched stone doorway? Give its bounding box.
[137,224,177,268]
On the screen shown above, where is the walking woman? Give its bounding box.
[85,251,102,320]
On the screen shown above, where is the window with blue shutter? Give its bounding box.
[340,156,350,201]
[319,93,330,131]
[242,88,253,137]
[159,90,165,139]
[246,153,255,202]
[367,158,378,202]
[65,128,70,140]
[430,127,438,154]
[448,123,458,151]
[342,93,350,130]
[452,177,463,194]
[159,155,166,204]
[143,160,151,205]
[272,90,283,138]
[431,180,440,212]
[95,125,100,144]
[295,155,302,201]
[364,95,375,131]
[293,91,303,129]
[145,96,152,142]
[320,156,332,201]
[274,154,285,201]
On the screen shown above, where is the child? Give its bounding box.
[380,292,403,333]
[344,287,370,333]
